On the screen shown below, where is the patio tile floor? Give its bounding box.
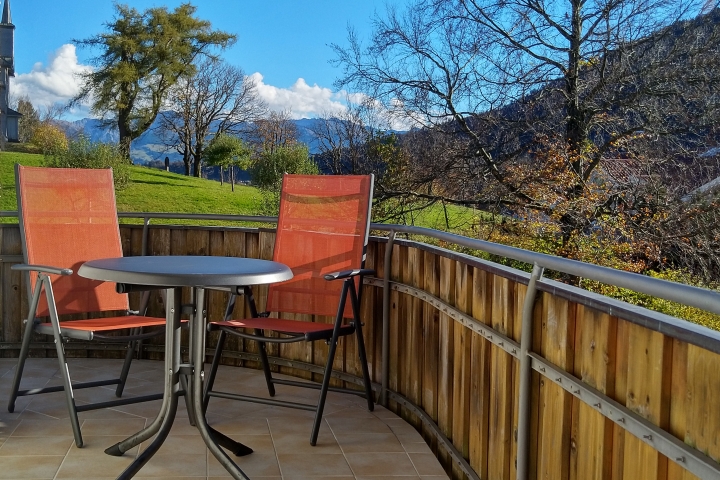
[0,357,448,479]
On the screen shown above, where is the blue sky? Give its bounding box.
[10,0,394,119]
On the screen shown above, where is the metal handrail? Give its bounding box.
[3,209,719,316]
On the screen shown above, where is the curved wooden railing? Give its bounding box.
[1,213,719,480]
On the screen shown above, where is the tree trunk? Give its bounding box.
[231,166,235,192]
[183,150,191,176]
[117,112,133,162]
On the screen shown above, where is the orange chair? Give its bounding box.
[204,174,376,445]
[7,165,168,448]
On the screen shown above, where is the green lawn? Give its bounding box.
[0,151,264,226]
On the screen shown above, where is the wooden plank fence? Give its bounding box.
[1,223,719,480]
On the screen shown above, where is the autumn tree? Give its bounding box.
[30,123,68,154]
[334,1,720,277]
[73,3,235,159]
[158,58,266,176]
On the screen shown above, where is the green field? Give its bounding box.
[0,150,484,230]
[0,151,265,226]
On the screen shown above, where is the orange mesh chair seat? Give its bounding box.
[204,174,376,446]
[7,165,168,448]
[213,316,356,341]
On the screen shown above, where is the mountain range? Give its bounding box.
[54,117,333,166]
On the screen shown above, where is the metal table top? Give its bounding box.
[78,255,293,287]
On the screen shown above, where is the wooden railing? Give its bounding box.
[1,220,720,480]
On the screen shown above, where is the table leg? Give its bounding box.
[191,288,251,479]
[111,288,183,479]
[105,288,182,456]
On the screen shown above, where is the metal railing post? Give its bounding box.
[141,217,151,256]
[517,263,544,480]
[380,230,396,407]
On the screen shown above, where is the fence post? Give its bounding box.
[517,263,544,480]
[381,230,396,407]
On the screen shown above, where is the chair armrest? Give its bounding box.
[323,268,375,281]
[11,263,73,276]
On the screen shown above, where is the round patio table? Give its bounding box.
[79,255,293,480]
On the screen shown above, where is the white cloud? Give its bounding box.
[10,47,413,130]
[12,44,91,113]
[249,73,348,118]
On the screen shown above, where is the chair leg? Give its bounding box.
[53,332,84,447]
[7,317,36,413]
[310,334,340,446]
[354,322,375,411]
[203,330,226,412]
[42,277,83,447]
[349,280,374,411]
[116,330,139,397]
[255,332,276,397]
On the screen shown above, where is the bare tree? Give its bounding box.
[248,110,298,156]
[333,1,720,276]
[311,97,392,175]
[158,58,266,176]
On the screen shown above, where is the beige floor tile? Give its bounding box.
[0,435,73,455]
[214,433,274,452]
[207,414,270,435]
[12,417,78,437]
[326,415,393,435]
[81,417,147,436]
[383,418,425,436]
[409,452,450,476]
[55,453,136,478]
[139,434,208,454]
[345,452,416,476]
[136,452,208,477]
[66,434,140,456]
[277,453,353,477]
[285,477,354,480]
[272,432,343,454]
[402,439,434,454]
[208,452,281,477]
[336,432,405,453]
[267,415,329,436]
[355,477,420,480]
[0,455,63,478]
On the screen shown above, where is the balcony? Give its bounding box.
[1,213,720,480]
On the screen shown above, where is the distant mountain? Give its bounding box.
[53,116,352,166]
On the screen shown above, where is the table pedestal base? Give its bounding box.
[107,287,252,480]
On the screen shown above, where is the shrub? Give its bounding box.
[44,136,130,190]
[30,123,68,154]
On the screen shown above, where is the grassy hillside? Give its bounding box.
[0,151,481,229]
[0,151,264,226]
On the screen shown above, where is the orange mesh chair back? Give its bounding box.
[17,165,129,316]
[8,165,166,448]
[205,174,376,446]
[267,174,372,318]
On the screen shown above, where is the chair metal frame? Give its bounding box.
[7,165,167,448]
[203,174,376,445]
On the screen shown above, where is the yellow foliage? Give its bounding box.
[30,123,68,154]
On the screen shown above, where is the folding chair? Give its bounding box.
[7,165,168,448]
[204,174,376,445]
